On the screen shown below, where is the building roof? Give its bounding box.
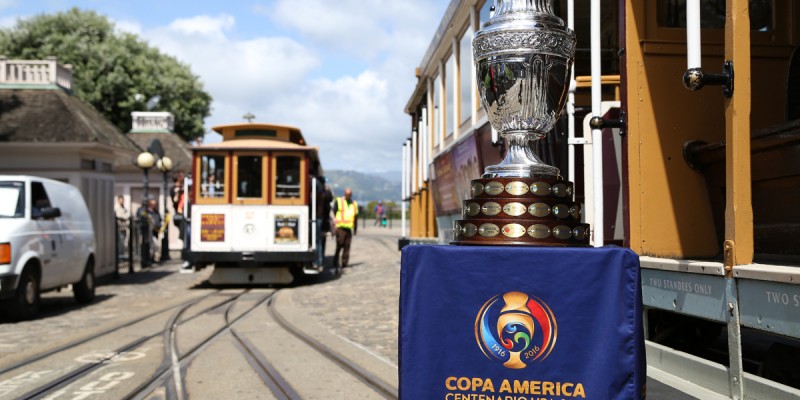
[0,88,141,153]
[127,132,193,175]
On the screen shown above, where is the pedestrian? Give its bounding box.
[170,172,184,211]
[176,179,194,272]
[315,178,334,267]
[373,201,384,227]
[136,198,162,268]
[333,187,358,269]
[114,195,130,256]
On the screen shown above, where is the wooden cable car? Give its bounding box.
[187,123,329,284]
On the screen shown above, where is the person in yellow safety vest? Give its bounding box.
[332,187,358,269]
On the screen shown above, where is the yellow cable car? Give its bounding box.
[188,123,329,284]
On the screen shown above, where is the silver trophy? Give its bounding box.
[473,0,576,178]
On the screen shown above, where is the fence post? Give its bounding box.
[128,216,135,273]
[114,216,120,279]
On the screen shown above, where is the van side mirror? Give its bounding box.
[40,207,61,219]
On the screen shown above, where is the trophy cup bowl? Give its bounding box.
[452,0,588,246]
[473,0,576,178]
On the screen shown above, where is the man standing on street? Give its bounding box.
[115,195,130,257]
[333,187,358,269]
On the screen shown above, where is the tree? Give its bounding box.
[0,8,211,141]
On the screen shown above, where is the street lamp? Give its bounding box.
[135,151,156,271]
[157,156,173,262]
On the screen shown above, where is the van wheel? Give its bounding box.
[73,259,95,304]
[8,268,40,320]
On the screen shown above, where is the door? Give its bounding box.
[30,181,64,289]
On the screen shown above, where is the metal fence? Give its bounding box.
[115,216,162,274]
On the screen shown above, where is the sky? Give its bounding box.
[0,0,451,174]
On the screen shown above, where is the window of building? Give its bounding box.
[459,27,474,125]
[445,54,456,137]
[433,73,442,146]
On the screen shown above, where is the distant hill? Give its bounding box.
[324,170,400,203]
[372,170,401,184]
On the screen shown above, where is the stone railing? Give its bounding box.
[0,56,73,90]
[132,111,175,132]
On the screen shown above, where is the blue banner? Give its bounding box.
[400,245,645,400]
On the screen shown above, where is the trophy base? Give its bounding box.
[451,176,590,246]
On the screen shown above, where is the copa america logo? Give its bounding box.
[475,291,558,369]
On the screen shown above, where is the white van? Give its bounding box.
[0,176,96,320]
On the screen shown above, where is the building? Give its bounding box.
[0,57,141,277]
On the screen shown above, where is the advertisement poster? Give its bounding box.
[274,214,300,244]
[431,152,460,215]
[200,214,225,242]
[452,134,482,206]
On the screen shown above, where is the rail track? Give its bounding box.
[0,287,398,399]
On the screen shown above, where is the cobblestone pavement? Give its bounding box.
[289,222,403,367]
[0,224,404,369]
[0,256,212,363]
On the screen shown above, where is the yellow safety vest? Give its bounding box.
[335,197,358,229]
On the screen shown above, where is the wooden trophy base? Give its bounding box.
[451,176,590,246]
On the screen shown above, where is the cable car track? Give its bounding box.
[0,291,222,377]
[13,290,245,399]
[266,295,399,399]
[229,306,302,400]
[5,285,398,399]
[128,290,276,400]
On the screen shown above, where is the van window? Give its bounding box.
[30,182,52,219]
[275,155,301,198]
[0,181,25,218]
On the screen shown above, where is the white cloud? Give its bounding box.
[145,14,319,111]
[264,0,441,62]
[0,16,16,29]
[112,19,142,35]
[0,0,16,12]
[167,14,234,38]
[132,1,446,173]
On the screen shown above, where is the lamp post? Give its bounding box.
[135,151,156,270]
[157,156,173,262]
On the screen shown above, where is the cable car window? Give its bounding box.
[237,155,263,198]
[275,155,301,198]
[200,154,226,199]
[657,0,772,31]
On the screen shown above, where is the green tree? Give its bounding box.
[0,8,211,140]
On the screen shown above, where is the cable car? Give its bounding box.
[187,123,328,284]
